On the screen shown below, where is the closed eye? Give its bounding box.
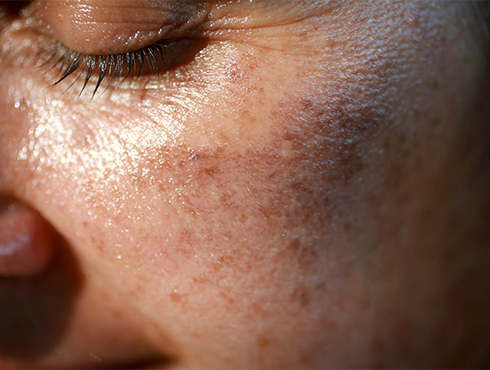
[3,0,328,98]
[42,37,206,97]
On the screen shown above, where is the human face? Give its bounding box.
[1,1,489,368]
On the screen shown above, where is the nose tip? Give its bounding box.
[0,197,55,277]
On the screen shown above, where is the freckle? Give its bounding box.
[290,285,311,308]
[170,292,182,303]
[202,165,220,178]
[302,98,313,111]
[259,206,272,219]
[300,353,310,366]
[108,308,123,321]
[218,255,234,265]
[315,282,326,291]
[218,291,227,299]
[257,335,270,349]
[138,88,148,103]
[299,292,311,307]
[290,181,305,194]
[224,62,242,84]
[192,276,206,285]
[218,291,234,305]
[192,151,207,161]
[288,238,318,268]
[431,78,439,90]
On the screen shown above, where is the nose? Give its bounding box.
[0,1,31,19]
[0,0,55,278]
[0,197,54,277]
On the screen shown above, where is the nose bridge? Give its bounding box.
[0,97,18,193]
[0,15,60,275]
[0,0,43,195]
[0,90,32,197]
[0,113,56,279]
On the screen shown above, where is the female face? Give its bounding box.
[0,0,489,368]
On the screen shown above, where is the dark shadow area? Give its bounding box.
[0,233,84,359]
[0,1,32,19]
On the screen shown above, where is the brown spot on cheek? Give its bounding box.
[289,238,318,267]
[129,109,355,279]
[271,92,382,190]
[192,276,207,285]
[257,334,270,349]
[128,58,387,282]
[223,54,259,87]
[170,292,183,303]
[290,285,311,308]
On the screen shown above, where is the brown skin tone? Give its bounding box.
[0,0,490,368]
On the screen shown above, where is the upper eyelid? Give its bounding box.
[28,0,211,55]
[27,0,323,55]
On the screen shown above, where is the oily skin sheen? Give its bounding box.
[1,0,490,368]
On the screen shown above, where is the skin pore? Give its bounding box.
[1,0,490,368]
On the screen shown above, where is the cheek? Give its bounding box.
[0,2,427,292]
[1,34,379,335]
[0,4,423,313]
[0,42,369,365]
[1,2,482,365]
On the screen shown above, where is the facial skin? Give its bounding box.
[0,0,489,368]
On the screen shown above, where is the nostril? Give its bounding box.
[0,197,55,277]
[0,1,32,19]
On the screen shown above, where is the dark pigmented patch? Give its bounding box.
[123,30,396,292]
[192,276,207,285]
[170,292,185,303]
[256,334,271,349]
[274,85,386,184]
[290,285,312,308]
[286,238,319,272]
[127,85,386,289]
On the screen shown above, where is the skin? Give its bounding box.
[0,0,490,368]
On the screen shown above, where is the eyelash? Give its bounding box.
[43,39,169,96]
